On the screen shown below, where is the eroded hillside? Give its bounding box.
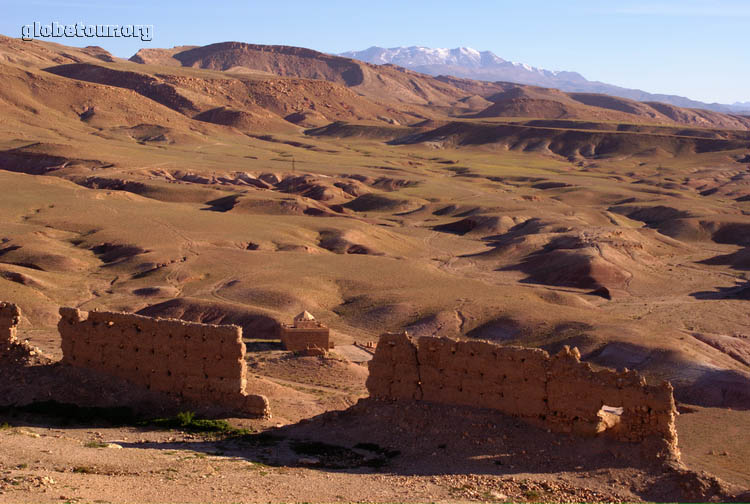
[1,35,750,501]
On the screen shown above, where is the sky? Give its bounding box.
[2,0,748,104]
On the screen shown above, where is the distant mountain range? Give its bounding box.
[121,41,750,131]
[340,46,750,115]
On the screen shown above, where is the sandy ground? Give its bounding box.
[0,400,741,504]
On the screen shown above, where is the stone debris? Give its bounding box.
[0,474,56,494]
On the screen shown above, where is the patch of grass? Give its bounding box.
[148,411,251,438]
[16,463,28,469]
[0,403,277,446]
[150,411,220,431]
[149,412,287,448]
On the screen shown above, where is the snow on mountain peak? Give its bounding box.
[338,45,588,87]
[340,46,564,74]
[340,46,494,68]
[337,45,746,112]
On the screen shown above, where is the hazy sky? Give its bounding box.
[2,0,748,104]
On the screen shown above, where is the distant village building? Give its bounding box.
[278,311,332,353]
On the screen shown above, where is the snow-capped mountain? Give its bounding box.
[340,46,748,114]
[342,46,501,68]
[339,46,588,88]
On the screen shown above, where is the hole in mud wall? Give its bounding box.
[597,404,623,433]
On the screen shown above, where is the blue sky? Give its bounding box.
[2,0,748,104]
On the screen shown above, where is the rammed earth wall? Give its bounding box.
[58,307,269,417]
[367,332,679,459]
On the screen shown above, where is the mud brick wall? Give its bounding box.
[367,332,679,459]
[0,301,20,345]
[278,326,331,352]
[366,332,422,400]
[58,307,269,417]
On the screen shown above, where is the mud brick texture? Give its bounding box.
[278,326,331,352]
[58,307,269,417]
[367,332,679,460]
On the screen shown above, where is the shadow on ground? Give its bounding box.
[690,283,750,300]
[124,400,662,475]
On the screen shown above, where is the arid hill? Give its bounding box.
[0,35,750,503]
[130,41,469,109]
[438,74,750,130]
[388,120,750,158]
[6,35,750,133]
[129,42,750,131]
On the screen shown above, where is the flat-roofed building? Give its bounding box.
[278,311,332,352]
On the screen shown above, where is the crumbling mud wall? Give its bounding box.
[0,302,46,362]
[367,333,679,459]
[58,307,269,417]
[0,301,20,345]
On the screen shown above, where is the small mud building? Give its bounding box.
[278,311,332,352]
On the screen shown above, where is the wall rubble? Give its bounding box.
[1,302,48,364]
[58,307,269,417]
[367,332,679,459]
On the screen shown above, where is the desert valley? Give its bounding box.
[0,33,749,503]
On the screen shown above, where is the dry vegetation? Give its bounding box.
[1,34,749,502]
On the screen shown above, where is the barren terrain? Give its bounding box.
[1,35,749,502]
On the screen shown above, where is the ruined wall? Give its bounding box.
[0,302,20,345]
[278,326,331,352]
[367,333,679,458]
[58,307,269,417]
